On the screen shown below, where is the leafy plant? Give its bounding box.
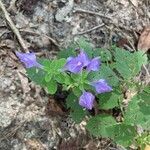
[16,38,149,149]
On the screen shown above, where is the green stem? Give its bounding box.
[80,70,84,91]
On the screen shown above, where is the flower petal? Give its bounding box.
[16,52,42,68]
[92,79,112,94]
[64,57,83,73]
[79,91,95,110]
[78,50,90,66]
[87,57,101,72]
[63,50,90,73]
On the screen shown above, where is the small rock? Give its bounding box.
[0,98,22,128]
[15,13,29,28]
[0,77,12,91]
[55,0,74,22]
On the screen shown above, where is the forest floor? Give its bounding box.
[0,0,149,149]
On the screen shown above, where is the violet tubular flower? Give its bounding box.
[91,79,113,94]
[64,51,90,73]
[64,56,84,73]
[87,57,101,72]
[79,91,95,110]
[64,50,101,73]
[16,52,43,68]
[78,50,90,66]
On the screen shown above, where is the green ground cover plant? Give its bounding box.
[16,38,150,149]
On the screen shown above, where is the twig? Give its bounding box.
[143,64,150,77]
[74,8,113,20]
[74,23,104,35]
[0,0,29,52]
[19,29,60,48]
[74,8,135,33]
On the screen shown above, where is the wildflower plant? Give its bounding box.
[16,39,150,149]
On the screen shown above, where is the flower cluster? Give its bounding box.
[16,50,112,110]
[64,50,112,110]
[64,51,100,73]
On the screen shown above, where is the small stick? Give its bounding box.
[74,23,104,35]
[0,0,29,52]
[74,8,112,20]
[143,64,150,77]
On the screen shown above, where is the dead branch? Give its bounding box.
[0,0,29,52]
[74,23,105,35]
[74,8,113,20]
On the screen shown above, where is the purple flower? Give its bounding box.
[16,52,43,68]
[91,79,112,94]
[87,57,101,72]
[78,51,90,66]
[64,57,83,73]
[64,51,90,73]
[64,50,101,73]
[79,91,95,110]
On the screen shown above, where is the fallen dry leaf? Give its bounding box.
[25,139,46,150]
[138,26,150,52]
[145,145,150,150]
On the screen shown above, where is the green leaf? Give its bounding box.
[76,37,93,58]
[124,95,146,126]
[71,73,81,82]
[113,47,147,79]
[39,58,51,71]
[98,64,119,86]
[86,114,117,137]
[45,73,53,82]
[72,87,82,97]
[70,107,87,123]
[64,74,72,85]
[26,68,47,87]
[66,93,87,123]
[57,47,76,59]
[143,86,150,93]
[66,92,77,108]
[93,48,112,62]
[109,124,137,147]
[50,58,66,72]
[57,38,93,59]
[55,73,65,84]
[124,88,150,130]
[54,73,72,85]
[135,51,148,72]
[97,90,123,109]
[88,64,119,87]
[47,79,57,94]
[138,87,150,130]
[83,82,93,91]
